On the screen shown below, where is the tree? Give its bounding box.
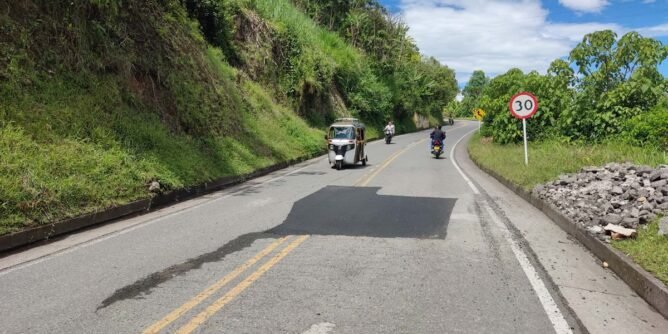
[564,30,668,139]
[458,70,488,117]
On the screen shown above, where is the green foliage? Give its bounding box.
[457,70,488,117]
[180,0,241,64]
[477,30,667,145]
[613,219,668,285]
[469,133,668,285]
[0,0,454,234]
[621,107,668,149]
[563,31,668,140]
[468,132,668,192]
[290,0,458,125]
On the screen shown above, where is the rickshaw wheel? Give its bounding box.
[336,160,342,170]
[362,156,367,166]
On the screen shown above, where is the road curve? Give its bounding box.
[0,121,665,333]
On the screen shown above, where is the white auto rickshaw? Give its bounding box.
[325,118,368,170]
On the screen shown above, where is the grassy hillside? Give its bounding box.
[0,0,457,235]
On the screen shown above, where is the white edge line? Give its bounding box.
[450,124,572,334]
[450,128,480,194]
[0,162,315,277]
[483,205,573,334]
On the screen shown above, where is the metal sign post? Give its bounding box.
[522,118,528,165]
[509,92,538,166]
[473,109,486,133]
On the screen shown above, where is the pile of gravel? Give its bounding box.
[533,163,668,241]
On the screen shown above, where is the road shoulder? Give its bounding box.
[457,129,668,333]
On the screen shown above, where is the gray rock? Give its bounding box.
[148,181,160,193]
[583,166,603,173]
[658,217,668,237]
[610,199,623,208]
[649,171,662,182]
[611,186,623,195]
[621,217,640,228]
[629,189,639,198]
[642,202,654,211]
[588,225,604,234]
[538,164,668,233]
[559,176,577,185]
[603,214,623,225]
[636,166,653,176]
[651,179,668,188]
[607,163,621,172]
[640,214,656,224]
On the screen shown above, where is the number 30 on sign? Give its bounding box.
[509,92,538,119]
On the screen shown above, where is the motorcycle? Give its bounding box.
[431,139,444,158]
[384,130,392,144]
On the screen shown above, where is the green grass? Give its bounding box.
[0,72,325,235]
[613,220,668,285]
[468,132,668,285]
[0,1,329,236]
[0,0,428,237]
[468,132,668,191]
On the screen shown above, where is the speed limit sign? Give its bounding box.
[509,92,538,119]
[508,92,538,166]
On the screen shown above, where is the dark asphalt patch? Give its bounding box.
[98,187,455,310]
[269,186,456,239]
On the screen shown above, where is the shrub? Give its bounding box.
[621,107,668,150]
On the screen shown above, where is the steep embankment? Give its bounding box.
[0,0,457,234]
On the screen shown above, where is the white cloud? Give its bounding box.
[637,23,668,37]
[558,0,609,13]
[398,0,667,86]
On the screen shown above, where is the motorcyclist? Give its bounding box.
[384,121,395,136]
[430,125,446,149]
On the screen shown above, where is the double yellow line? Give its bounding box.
[354,138,427,187]
[142,235,309,334]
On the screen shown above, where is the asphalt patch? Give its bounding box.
[98,186,455,310]
[269,186,456,239]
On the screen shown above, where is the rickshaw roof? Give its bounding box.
[330,118,365,128]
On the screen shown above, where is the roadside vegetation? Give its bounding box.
[468,134,668,191]
[613,221,668,284]
[0,0,457,235]
[468,133,668,284]
[465,30,668,284]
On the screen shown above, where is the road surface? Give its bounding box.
[1,121,666,333]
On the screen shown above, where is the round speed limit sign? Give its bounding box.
[509,92,538,119]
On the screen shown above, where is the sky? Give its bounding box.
[379,0,668,87]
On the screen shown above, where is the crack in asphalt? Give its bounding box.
[96,232,275,311]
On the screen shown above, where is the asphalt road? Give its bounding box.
[1,121,667,333]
